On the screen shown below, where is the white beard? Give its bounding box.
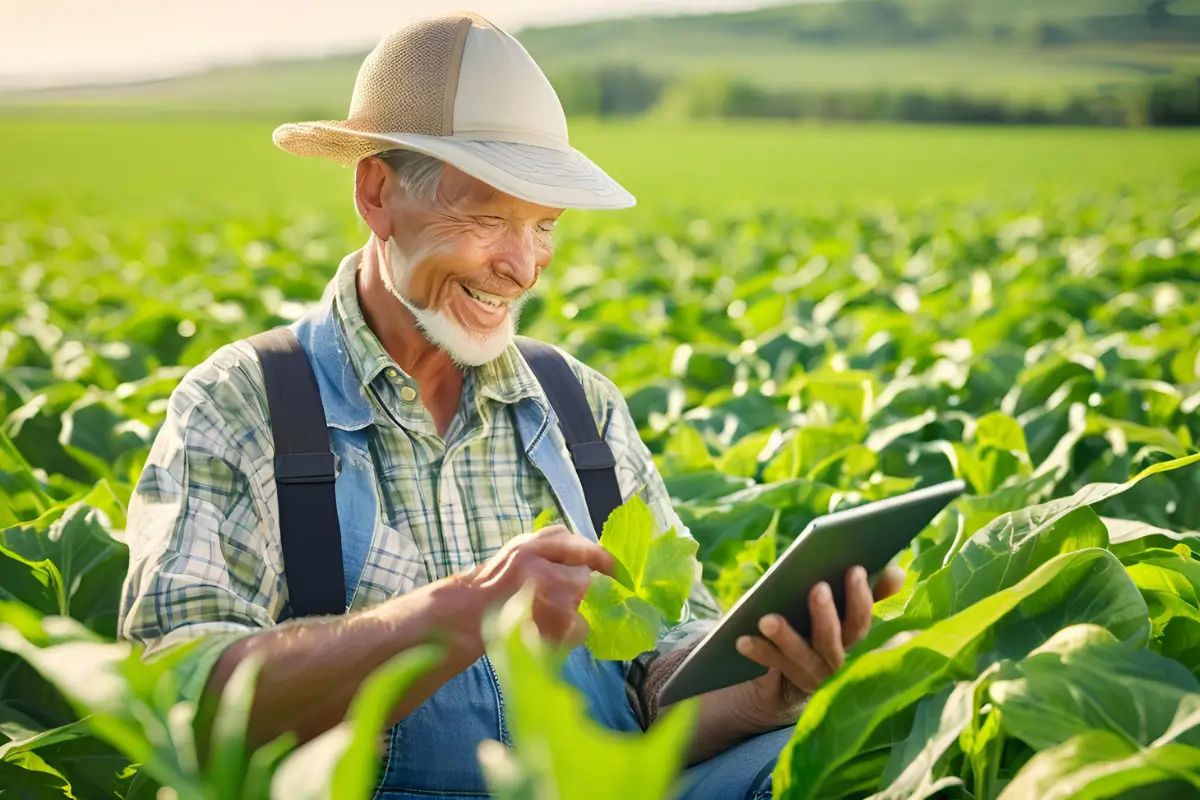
[385,236,524,368]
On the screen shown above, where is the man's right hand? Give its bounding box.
[457,524,615,648]
[203,524,614,751]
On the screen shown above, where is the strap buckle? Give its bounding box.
[569,441,617,471]
[275,452,336,485]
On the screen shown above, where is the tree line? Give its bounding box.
[551,65,1200,127]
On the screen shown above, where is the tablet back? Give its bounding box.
[658,479,965,706]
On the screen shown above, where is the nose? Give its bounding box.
[491,224,541,291]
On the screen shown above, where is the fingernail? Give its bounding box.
[736,636,752,654]
[817,582,832,602]
[759,616,778,636]
[855,566,868,584]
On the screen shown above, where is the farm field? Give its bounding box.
[2,116,1200,798]
[2,118,1199,215]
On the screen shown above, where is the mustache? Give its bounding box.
[458,278,530,299]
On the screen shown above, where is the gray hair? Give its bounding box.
[375,149,444,202]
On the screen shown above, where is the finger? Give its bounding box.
[529,523,571,539]
[842,567,874,648]
[564,611,590,649]
[808,581,845,671]
[546,563,595,607]
[874,565,907,601]
[531,584,586,643]
[737,634,825,695]
[534,535,615,578]
[757,614,829,691]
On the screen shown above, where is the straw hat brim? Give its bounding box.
[274,121,636,211]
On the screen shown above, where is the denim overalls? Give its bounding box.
[288,304,784,799]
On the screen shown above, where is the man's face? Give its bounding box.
[382,163,562,367]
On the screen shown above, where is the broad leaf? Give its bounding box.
[773,549,1147,800]
[990,624,1200,751]
[998,731,1200,799]
[484,592,697,800]
[269,644,441,800]
[581,497,698,659]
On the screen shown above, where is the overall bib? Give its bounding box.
[289,304,784,800]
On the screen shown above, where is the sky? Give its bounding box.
[0,0,793,90]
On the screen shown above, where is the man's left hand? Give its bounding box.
[733,564,907,728]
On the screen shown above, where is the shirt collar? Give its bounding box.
[330,248,545,409]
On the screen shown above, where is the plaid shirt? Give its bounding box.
[118,250,717,699]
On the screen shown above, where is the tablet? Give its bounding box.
[657,479,965,707]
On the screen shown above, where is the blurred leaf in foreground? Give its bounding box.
[483,590,697,800]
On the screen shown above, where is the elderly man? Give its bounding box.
[119,12,901,799]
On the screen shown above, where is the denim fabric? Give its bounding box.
[291,305,786,799]
[674,727,791,799]
[373,655,510,799]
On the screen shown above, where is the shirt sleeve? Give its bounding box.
[118,344,283,699]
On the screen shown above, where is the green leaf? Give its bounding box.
[203,651,264,799]
[1085,411,1190,459]
[974,412,1029,454]
[58,390,150,482]
[532,508,558,531]
[951,441,1026,495]
[640,530,698,624]
[891,454,1200,635]
[3,488,128,633]
[715,427,778,479]
[896,506,1109,632]
[0,751,75,798]
[1105,516,1200,563]
[997,731,1200,800]
[773,549,1148,800]
[579,574,661,661]
[0,544,63,615]
[762,424,862,484]
[991,625,1200,749]
[657,422,714,474]
[600,499,653,594]
[0,605,210,799]
[874,680,977,800]
[581,497,698,660]
[270,645,441,800]
[0,431,56,526]
[0,718,91,762]
[714,510,778,611]
[485,591,697,800]
[662,470,753,503]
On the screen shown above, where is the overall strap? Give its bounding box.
[515,337,623,538]
[248,328,346,618]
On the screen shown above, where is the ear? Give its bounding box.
[354,157,394,241]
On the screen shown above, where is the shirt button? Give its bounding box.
[399,385,418,403]
[384,367,400,382]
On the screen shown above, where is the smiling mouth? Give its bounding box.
[460,283,514,309]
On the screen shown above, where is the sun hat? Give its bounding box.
[273,12,635,210]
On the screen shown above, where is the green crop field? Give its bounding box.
[3,118,1199,215]
[3,115,1200,798]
